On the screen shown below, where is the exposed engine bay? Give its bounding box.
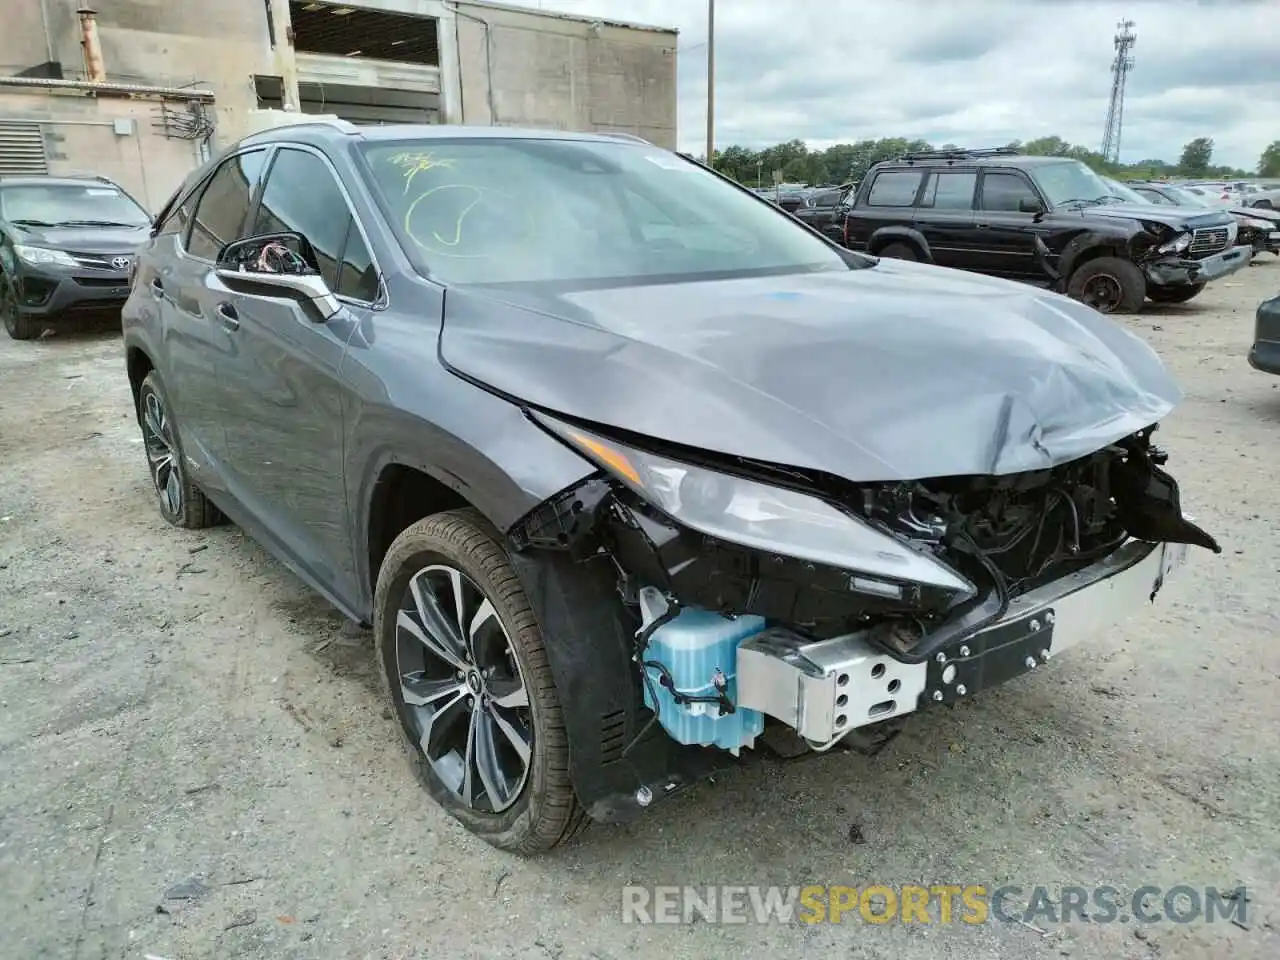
[512,420,1219,767]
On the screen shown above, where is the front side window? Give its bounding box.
[865,170,924,207]
[358,137,860,285]
[187,150,266,260]
[920,171,977,210]
[980,171,1039,212]
[253,148,376,301]
[0,182,150,227]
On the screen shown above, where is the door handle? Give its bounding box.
[216,301,240,331]
[150,278,164,298]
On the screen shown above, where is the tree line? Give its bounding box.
[705,136,1280,187]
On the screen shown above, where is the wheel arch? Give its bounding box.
[125,342,155,413]
[353,426,595,617]
[868,226,933,262]
[1059,230,1133,279]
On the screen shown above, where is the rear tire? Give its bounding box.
[1066,256,1146,314]
[1147,282,1205,304]
[375,508,586,854]
[136,371,223,529]
[877,242,919,262]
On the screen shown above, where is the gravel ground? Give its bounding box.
[2,261,1279,960]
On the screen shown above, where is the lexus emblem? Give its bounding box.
[111,256,132,270]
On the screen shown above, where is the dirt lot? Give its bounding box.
[2,262,1279,960]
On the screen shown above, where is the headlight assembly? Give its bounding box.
[536,414,976,597]
[1157,232,1192,255]
[14,244,77,268]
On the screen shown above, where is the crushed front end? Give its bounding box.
[509,416,1219,821]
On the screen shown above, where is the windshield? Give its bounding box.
[1160,185,1212,208]
[358,137,856,285]
[1033,160,1127,207]
[0,183,150,227]
[1102,178,1150,204]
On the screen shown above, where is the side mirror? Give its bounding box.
[1018,197,1044,215]
[214,232,340,321]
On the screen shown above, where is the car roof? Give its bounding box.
[237,119,652,151]
[874,154,1077,170]
[0,175,118,188]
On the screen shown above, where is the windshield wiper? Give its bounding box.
[10,218,58,226]
[1058,197,1107,208]
[55,219,144,227]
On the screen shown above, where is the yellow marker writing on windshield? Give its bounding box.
[384,151,457,193]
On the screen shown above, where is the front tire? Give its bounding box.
[1,274,40,340]
[1067,256,1146,314]
[1147,282,1205,304]
[136,371,223,528]
[374,508,585,853]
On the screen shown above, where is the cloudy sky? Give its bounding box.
[505,0,1278,170]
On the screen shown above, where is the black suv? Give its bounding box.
[0,174,151,340]
[834,148,1247,313]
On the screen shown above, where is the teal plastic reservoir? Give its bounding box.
[642,606,767,754]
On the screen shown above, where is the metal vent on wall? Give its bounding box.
[289,1,440,66]
[0,121,49,176]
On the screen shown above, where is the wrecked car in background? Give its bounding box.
[121,122,1221,854]
[838,148,1247,311]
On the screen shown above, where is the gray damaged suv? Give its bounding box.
[122,121,1220,853]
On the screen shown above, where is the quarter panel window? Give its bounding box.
[980,171,1039,212]
[253,148,375,299]
[186,150,266,259]
[866,170,924,207]
[920,171,977,210]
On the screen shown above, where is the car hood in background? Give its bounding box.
[439,260,1181,483]
[11,223,148,253]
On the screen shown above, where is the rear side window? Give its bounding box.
[920,171,977,210]
[980,171,1039,212]
[865,170,923,207]
[253,147,377,301]
[186,150,267,260]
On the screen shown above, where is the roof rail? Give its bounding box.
[599,131,651,145]
[898,146,1020,162]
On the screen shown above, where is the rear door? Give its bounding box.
[215,145,380,604]
[974,168,1049,279]
[913,168,980,270]
[161,148,267,485]
[844,169,924,251]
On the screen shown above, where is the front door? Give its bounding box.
[974,169,1050,280]
[159,148,267,488]
[216,146,381,606]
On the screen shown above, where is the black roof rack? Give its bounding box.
[898,146,1020,162]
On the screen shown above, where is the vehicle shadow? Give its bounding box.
[17,312,123,343]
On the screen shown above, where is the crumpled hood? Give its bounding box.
[1084,203,1233,231]
[439,259,1181,482]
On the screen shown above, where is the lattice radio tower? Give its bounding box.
[1101,20,1137,163]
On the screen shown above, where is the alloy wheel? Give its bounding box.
[1081,273,1123,312]
[395,564,533,813]
[141,389,183,515]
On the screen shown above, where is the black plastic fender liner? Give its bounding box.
[506,545,737,823]
[869,225,933,262]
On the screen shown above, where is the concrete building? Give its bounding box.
[0,0,678,210]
